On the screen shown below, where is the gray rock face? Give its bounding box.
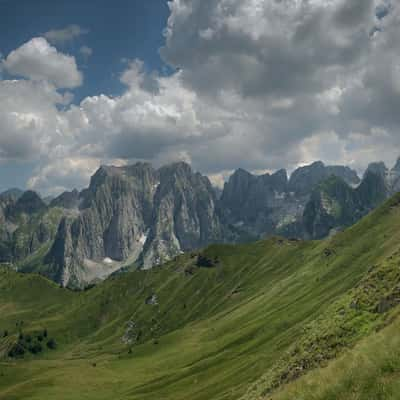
[303,159,400,239]
[220,168,291,238]
[0,188,23,202]
[8,191,47,217]
[303,176,366,239]
[0,190,60,264]
[288,161,360,195]
[46,162,223,287]
[50,189,80,210]
[140,162,223,268]
[219,161,361,239]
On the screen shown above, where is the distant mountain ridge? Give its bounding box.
[0,157,399,288]
[219,161,362,239]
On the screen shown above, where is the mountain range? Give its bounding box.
[1,158,399,288]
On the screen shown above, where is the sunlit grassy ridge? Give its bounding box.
[1,194,400,399]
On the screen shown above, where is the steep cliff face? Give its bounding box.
[219,161,361,239]
[389,158,400,192]
[303,176,365,239]
[288,161,360,195]
[303,160,400,239]
[50,189,80,210]
[45,162,223,286]
[220,168,291,237]
[0,190,61,264]
[141,162,223,268]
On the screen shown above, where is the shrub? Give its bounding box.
[8,343,25,358]
[46,338,57,350]
[196,254,215,268]
[29,343,43,354]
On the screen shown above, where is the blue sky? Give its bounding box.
[0,0,399,195]
[0,0,170,102]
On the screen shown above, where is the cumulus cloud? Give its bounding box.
[43,24,89,45]
[65,60,216,160]
[27,157,101,196]
[2,0,400,194]
[158,0,400,171]
[0,79,71,162]
[3,37,83,88]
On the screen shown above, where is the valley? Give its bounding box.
[1,193,400,399]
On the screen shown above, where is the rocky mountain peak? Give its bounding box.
[220,169,254,212]
[392,157,400,172]
[289,161,359,195]
[365,162,388,178]
[50,189,80,210]
[158,161,193,180]
[269,169,288,192]
[0,188,24,202]
[10,190,46,217]
[44,160,223,286]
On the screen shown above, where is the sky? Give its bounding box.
[0,0,399,195]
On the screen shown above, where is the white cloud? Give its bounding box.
[43,25,89,45]
[79,45,93,59]
[27,157,100,196]
[3,0,400,194]
[3,37,83,88]
[0,79,70,162]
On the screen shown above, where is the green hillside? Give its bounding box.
[267,313,400,400]
[1,194,400,400]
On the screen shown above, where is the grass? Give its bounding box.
[1,194,400,399]
[268,313,400,400]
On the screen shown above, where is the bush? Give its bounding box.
[3,330,8,337]
[46,338,57,350]
[29,343,43,354]
[196,254,215,268]
[8,343,25,358]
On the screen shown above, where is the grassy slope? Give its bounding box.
[269,313,400,400]
[1,195,400,399]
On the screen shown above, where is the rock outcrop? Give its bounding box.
[219,161,361,239]
[303,159,400,239]
[45,162,223,286]
[0,190,61,264]
[50,189,80,210]
[288,162,360,195]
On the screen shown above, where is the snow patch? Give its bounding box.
[233,221,244,227]
[138,233,148,245]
